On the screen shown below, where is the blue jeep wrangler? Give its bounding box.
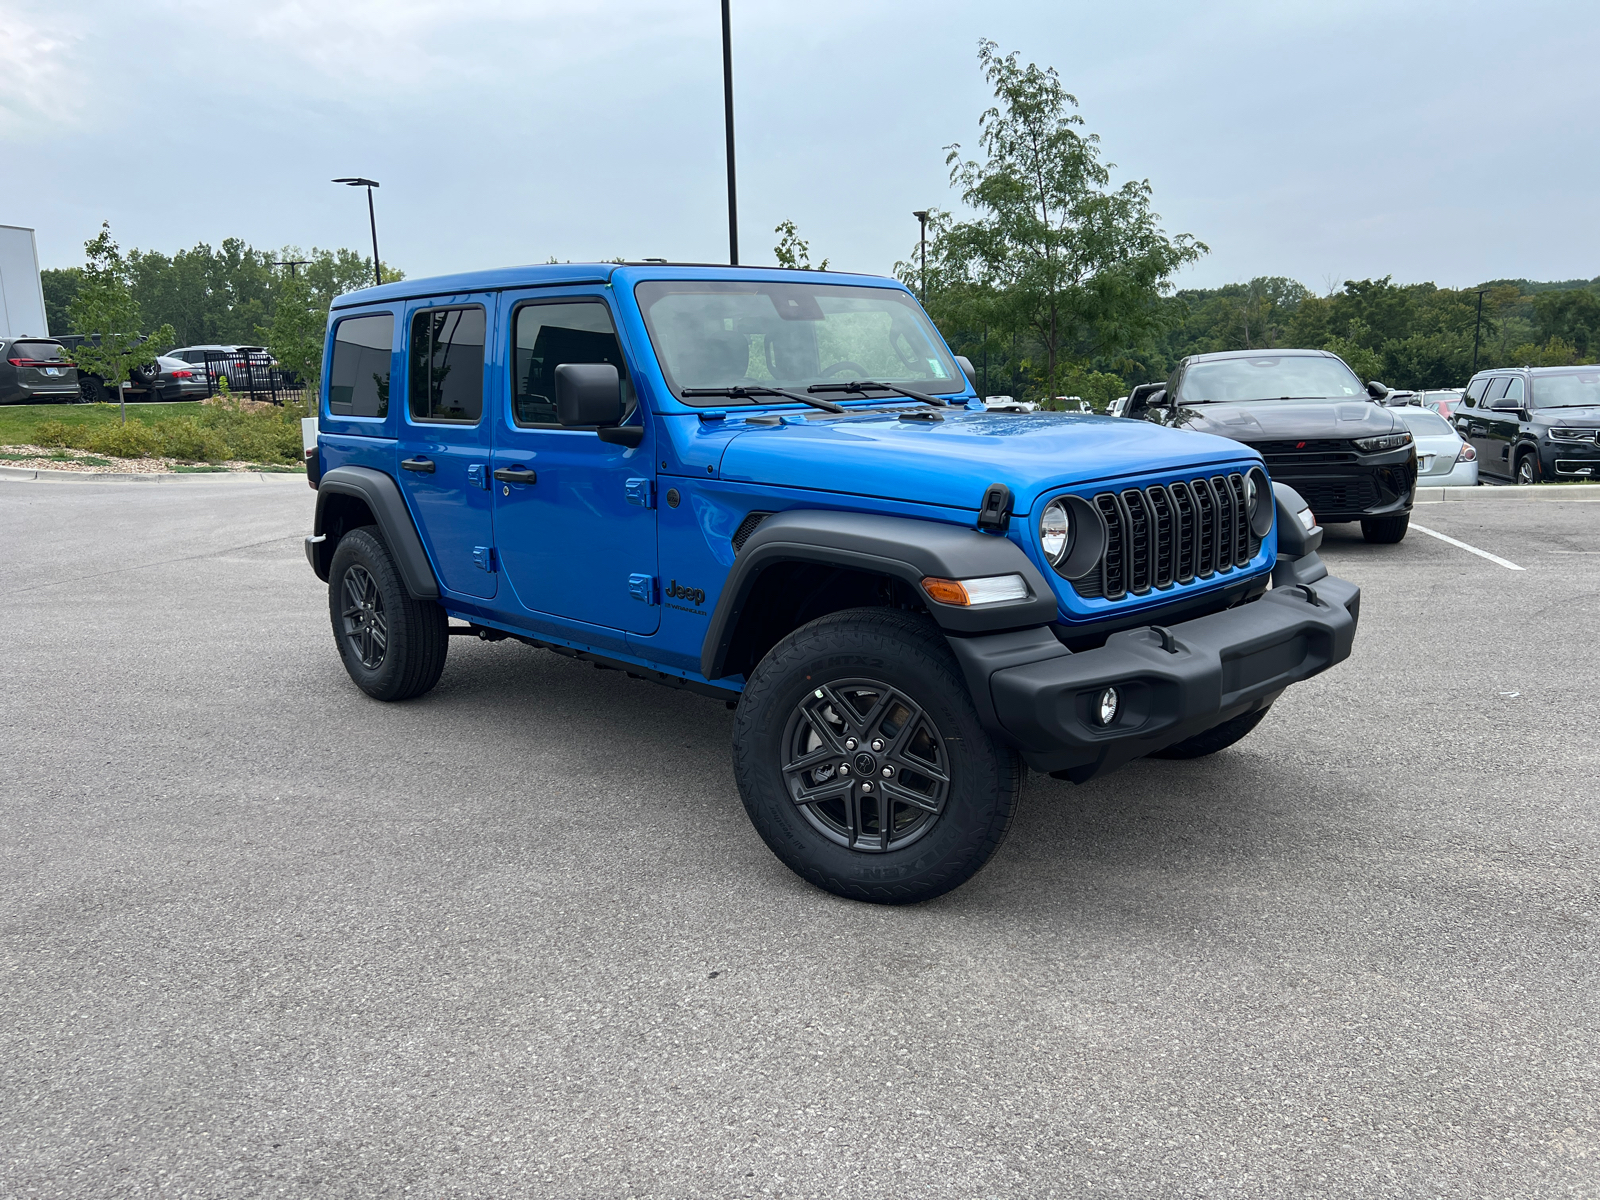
[305,264,1358,903]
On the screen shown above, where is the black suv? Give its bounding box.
[1122,349,1417,543]
[1452,366,1600,484]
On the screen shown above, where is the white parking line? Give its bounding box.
[1410,522,1525,571]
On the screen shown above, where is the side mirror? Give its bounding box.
[555,363,623,427]
[954,355,978,392]
[1366,380,1388,399]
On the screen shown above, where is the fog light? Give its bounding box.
[1096,686,1120,726]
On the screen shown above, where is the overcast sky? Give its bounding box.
[5,0,1597,292]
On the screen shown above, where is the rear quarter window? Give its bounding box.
[328,313,394,418]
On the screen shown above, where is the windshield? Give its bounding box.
[1177,355,1364,403]
[1398,408,1455,437]
[1532,371,1600,408]
[634,280,963,404]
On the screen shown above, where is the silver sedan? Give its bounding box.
[1397,405,1478,486]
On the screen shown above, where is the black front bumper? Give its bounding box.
[949,568,1359,781]
[1267,449,1416,522]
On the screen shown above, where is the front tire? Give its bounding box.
[1150,704,1271,760]
[1515,452,1538,486]
[733,608,1023,905]
[1361,513,1409,543]
[328,526,448,701]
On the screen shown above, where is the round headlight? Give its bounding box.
[1039,499,1071,564]
[1246,466,1273,537]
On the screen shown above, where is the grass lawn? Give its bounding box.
[0,401,204,445]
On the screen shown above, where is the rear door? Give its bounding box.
[1470,377,1510,476]
[490,291,658,634]
[396,296,498,600]
[1484,375,1526,477]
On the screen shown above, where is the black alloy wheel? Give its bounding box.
[327,526,449,701]
[1516,454,1537,485]
[341,564,387,669]
[782,679,950,853]
[78,377,106,404]
[734,607,1022,904]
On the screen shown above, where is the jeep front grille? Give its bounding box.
[1071,474,1260,601]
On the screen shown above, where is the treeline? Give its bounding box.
[42,240,389,348]
[931,274,1600,407]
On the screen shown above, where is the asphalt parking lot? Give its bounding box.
[2,477,1596,1199]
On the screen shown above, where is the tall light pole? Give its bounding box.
[1471,287,1488,373]
[912,210,929,303]
[271,259,310,279]
[721,0,739,265]
[333,178,383,287]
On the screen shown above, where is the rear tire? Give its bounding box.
[328,526,448,701]
[733,607,1023,905]
[1361,513,1409,543]
[1150,704,1272,760]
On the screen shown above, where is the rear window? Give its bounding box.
[409,307,486,423]
[1398,408,1454,437]
[10,341,68,361]
[328,313,394,418]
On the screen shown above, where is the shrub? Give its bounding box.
[157,416,229,462]
[31,420,75,448]
[84,422,163,459]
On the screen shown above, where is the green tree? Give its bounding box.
[934,40,1205,399]
[40,267,81,336]
[773,219,828,270]
[66,223,175,417]
[260,267,330,393]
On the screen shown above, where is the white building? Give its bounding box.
[0,225,50,338]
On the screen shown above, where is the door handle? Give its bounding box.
[401,456,435,473]
[493,466,538,484]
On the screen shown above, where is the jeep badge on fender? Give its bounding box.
[304,262,1358,905]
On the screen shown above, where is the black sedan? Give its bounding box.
[1121,349,1417,543]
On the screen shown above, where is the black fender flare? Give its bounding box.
[700,509,1059,680]
[312,465,440,599]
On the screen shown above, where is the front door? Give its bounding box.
[491,293,658,634]
[396,299,497,599]
[1484,375,1526,477]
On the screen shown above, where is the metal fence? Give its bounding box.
[201,350,306,405]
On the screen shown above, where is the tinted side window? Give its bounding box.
[1503,376,1525,403]
[328,314,394,417]
[1485,377,1511,403]
[409,307,485,423]
[1463,377,1489,406]
[512,301,635,427]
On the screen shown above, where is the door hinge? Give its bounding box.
[628,573,658,605]
[472,546,498,572]
[466,462,489,489]
[625,477,656,508]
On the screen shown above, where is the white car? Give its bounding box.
[984,395,1038,413]
[1396,405,1477,486]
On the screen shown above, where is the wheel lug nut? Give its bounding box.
[845,738,858,751]
[881,766,892,777]
[871,739,884,752]
[861,781,874,792]
[839,764,850,776]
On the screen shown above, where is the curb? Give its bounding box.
[1414,485,1600,503]
[0,465,307,484]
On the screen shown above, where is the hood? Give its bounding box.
[714,409,1258,512]
[1544,406,1600,425]
[1169,399,1400,443]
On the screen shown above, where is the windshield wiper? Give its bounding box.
[681,385,845,414]
[808,380,949,407]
